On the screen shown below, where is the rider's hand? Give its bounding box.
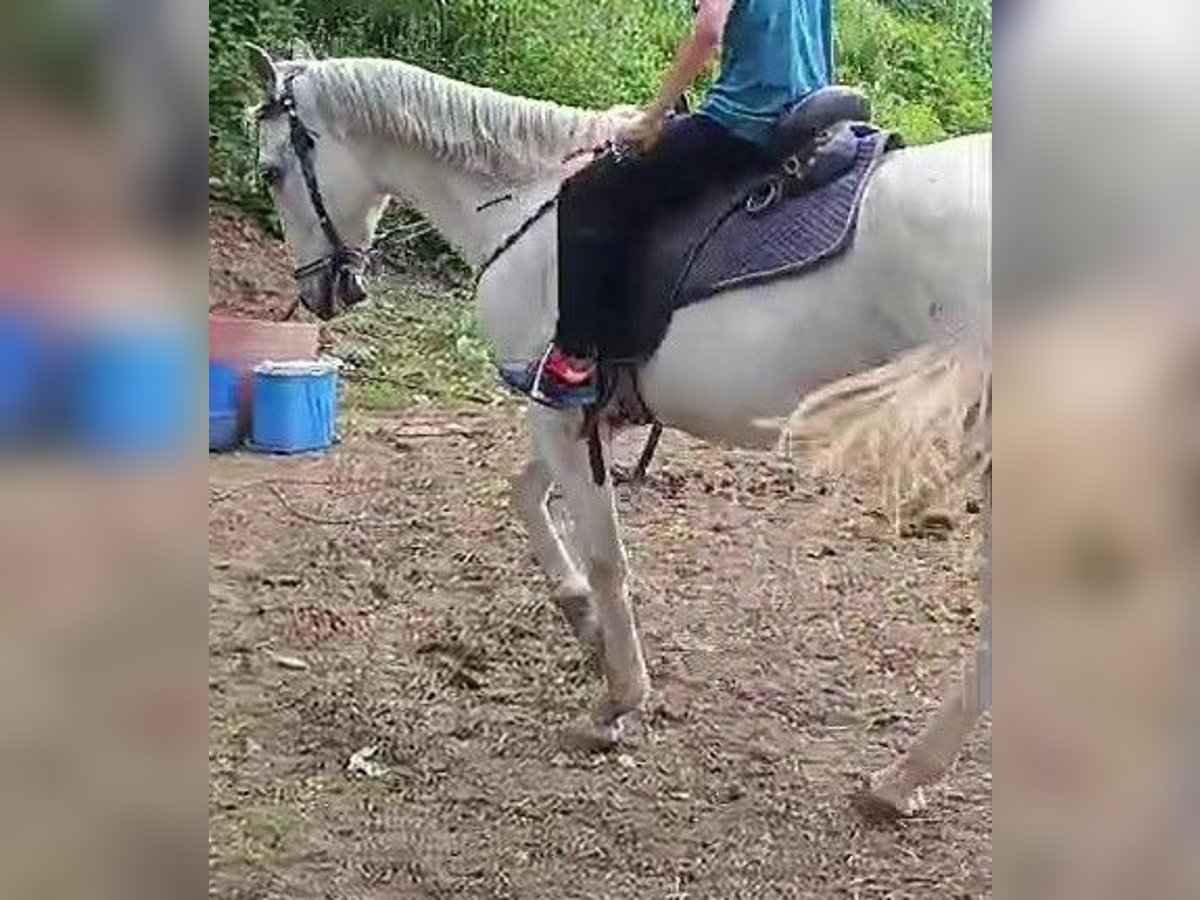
[618,109,666,153]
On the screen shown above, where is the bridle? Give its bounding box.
[259,72,367,288]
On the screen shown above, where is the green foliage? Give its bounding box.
[209,0,991,213]
[334,278,502,411]
[209,0,304,216]
[839,0,991,144]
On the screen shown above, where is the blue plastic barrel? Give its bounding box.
[208,362,241,451]
[250,360,338,454]
[64,323,193,457]
[0,311,52,444]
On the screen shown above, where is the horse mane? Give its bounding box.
[288,58,628,180]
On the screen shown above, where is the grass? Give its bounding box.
[210,801,310,870]
[211,0,990,219]
[279,0,993,417]
[209,716,311,872]
[332,271,509,412]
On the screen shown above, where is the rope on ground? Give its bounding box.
[209,479,413,528]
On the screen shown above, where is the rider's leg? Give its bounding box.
[512,115,773,406]
[551,116,770,379]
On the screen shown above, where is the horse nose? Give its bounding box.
[344,272,367,307]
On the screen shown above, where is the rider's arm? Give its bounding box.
[645,0,733,120]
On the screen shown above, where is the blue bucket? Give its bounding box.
[64,323,193,457]
[209,411,241,451]
[208,362,241,452]
[250,359,339,454]
[0,311,53,445]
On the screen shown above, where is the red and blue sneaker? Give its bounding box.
[499,345,597,408]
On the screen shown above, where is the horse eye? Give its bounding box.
[260,163,284,190]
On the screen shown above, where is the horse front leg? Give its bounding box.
[530,405,649,745]
[509,425,599,649]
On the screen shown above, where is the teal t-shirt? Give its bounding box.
[699,0,834,147]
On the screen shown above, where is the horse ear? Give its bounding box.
[291,38,317,60]
[245,42,278,96]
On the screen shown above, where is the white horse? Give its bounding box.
[248,45,991,816]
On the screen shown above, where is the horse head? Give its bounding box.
[248,43,383,320]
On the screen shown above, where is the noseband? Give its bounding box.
[270,73,366,283]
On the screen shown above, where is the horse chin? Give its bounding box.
[298,287,336,321]
[297,270,365,321]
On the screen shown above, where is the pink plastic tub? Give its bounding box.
[208,315,320,434]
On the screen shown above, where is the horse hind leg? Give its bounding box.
[612,423,663,484]
[860,466,991,818]
[859,648,987,818]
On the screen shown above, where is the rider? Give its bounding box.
[518,0,834,406]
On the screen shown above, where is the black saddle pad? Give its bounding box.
[599,123,900,363]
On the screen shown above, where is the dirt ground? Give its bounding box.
[209,207,300,320]
[208,212,990,899]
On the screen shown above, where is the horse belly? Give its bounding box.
[639,262,898,447]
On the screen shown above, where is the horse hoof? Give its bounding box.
[561,716,624,753]
[852,775,927,824]
[553,590,603,651]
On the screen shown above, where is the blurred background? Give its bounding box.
[994,1,1200,895]
[0,1,205,897]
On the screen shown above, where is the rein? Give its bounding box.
[474,142,616,280]
[262,87,668,479]
[472,113,674,281]
[475,194,560,280]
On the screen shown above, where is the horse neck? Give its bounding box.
[358,137,561,269]
[301,58,614,266]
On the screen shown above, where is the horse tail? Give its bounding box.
[762,341,991,526]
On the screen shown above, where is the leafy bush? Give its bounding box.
[208,0,990,411]
[210,0,305,215]
[840,0,991,143]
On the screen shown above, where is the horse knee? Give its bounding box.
[588,555,628,597]
[509,461,550,522]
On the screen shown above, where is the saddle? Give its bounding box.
[562,87,902,486]
[583,86,900,365]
